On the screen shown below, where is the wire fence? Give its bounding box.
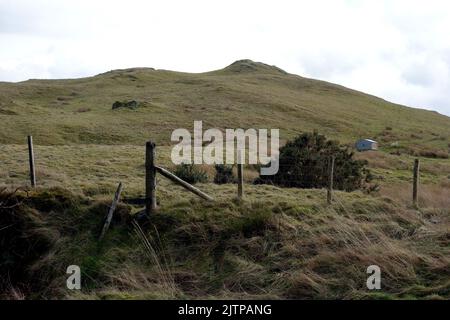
[14,137,422,215]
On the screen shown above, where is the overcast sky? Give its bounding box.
[1,0,450,115]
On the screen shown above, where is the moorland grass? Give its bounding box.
[0,187,448,300]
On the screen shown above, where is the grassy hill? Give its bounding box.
[1,60,449,300]
[1,59,450,155]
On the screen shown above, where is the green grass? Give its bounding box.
[0,60,450,153]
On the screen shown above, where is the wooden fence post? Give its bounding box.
[145,141,157,214]
[99,182,123,241]
[327,155,335,204]
[27,135,36,188]
[237,150,244,199]
[413,158,420,208]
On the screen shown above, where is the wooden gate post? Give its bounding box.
[27,135,36,188]
[237,150,244,199]
[327,155,335,204]
[413,158,420,208]
[145,141,157,214]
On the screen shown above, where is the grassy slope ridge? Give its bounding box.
[1,59,450,151]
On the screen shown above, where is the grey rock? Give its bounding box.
[112,100,139,110]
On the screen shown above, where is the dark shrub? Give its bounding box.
[256,131,372,191]
[214,165,235,184]
[174,164,208,184]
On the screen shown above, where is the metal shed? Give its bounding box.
[355,139,378,151]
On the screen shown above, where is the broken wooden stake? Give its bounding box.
[99,182,123,241]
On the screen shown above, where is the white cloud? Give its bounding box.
[1,0,450,115]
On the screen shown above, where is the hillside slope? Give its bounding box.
[0,59,449,151]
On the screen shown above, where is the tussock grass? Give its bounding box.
[379,182,450,209]
[1,186,448,300]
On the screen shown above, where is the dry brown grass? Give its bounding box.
[1,186,449,300]
[379,181,450,209]
[354,151,409,170]
[408,146,449,159]
[1,287,26,300]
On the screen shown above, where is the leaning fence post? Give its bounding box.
[155,166,214,201]
[237,150,244,199]
[327,155,335,204]
[145,141,157,214]
[99,182,123,241]
[413,158,420,208]
[27,135,36,188]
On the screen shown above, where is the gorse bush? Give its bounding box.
[214,164,235,184]
[257,131,372,191]
[174,163,208,184]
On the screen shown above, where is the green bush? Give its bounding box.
[256,131,372,191]
[174,163,208,184]
[214,164,235,184]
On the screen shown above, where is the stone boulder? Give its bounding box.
[112,100,139,110]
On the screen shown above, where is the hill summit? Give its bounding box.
[221,59,288,75]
